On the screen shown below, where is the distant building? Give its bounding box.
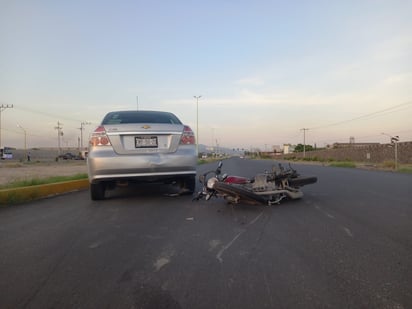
[283,144,295,154]
[272,145,282,153]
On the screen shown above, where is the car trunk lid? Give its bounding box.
[104,123,184,154]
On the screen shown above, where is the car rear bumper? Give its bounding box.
[87,146,197,184]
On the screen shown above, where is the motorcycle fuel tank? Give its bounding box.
[224,176,249,184]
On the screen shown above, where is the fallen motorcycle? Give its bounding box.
[195,161,317,206]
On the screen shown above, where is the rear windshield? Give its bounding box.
[102,111,182,125]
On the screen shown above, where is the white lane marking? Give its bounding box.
[216,230,245,263]
[154,248,175,272]
[315,205,335,219]
[263,273,274,307]
[88,241,103,249]
[342,227,354,237]
[314,205,355,238]
[154,257,170,272]
[209,239,222,252]
[249,211,264,225]
[216,211,264,263]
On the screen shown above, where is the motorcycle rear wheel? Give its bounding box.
[214,182,267,205]
[288,176,317,187]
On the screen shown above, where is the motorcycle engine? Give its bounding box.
[252,174,271,192]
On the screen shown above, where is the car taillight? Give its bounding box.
[90,126,112,146]
[180,125,195,145]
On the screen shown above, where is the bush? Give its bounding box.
[330,161,356,168]
[0,173,88,190]
[382,161,396,169]
[260,154,272,159]
[398,166,412,173]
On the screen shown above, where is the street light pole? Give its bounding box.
[0,104,14,149]
[382,133,400,170]
[194,96,202,155]
[79,121,91,151]
[55,121,63,155]
[395,140,398,170]
[17,124,27,161]
[301,128,309,158]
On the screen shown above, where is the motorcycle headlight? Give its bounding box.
[207,177,218,189]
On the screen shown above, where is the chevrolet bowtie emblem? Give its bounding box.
[142,125,151,129]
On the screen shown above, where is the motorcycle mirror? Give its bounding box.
[216,161,223,175]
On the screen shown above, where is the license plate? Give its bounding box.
[135,136,158,148]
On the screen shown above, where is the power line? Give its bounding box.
[275,101,412,145]
[14,106,85,123]
[309,128,412,145]
[309,101,412,130]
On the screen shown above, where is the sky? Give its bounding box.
[1,0,411,150]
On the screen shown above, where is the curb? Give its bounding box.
[0,179,90,206]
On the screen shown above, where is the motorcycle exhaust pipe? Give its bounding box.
[254,189,303,200]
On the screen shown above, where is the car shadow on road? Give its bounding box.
[102,182,190,201]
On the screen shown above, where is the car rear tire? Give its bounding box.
[180,175,196,194]
[90,182,106,200]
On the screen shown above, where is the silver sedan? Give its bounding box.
[87,110,197,200]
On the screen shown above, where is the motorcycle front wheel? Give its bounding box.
[213,182,267,205]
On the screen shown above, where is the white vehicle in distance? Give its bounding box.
[87,110,197,200]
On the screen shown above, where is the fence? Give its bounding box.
[281,142,412,164]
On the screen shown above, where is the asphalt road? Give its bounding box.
[0,158,411,309]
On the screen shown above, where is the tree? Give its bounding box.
[294,143,314,153]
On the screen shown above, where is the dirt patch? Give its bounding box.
[0,161,87,185]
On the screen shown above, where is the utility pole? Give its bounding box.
[55,121,63,155]
[79,121,91,151]
[194,96,202,155]
[136,96,139,111]
[0,104,13,149]
[301,128,309,158]
[382,133,400,170]
[393,136,399,170]
[17,124,27,161]
[211,127,216,152]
